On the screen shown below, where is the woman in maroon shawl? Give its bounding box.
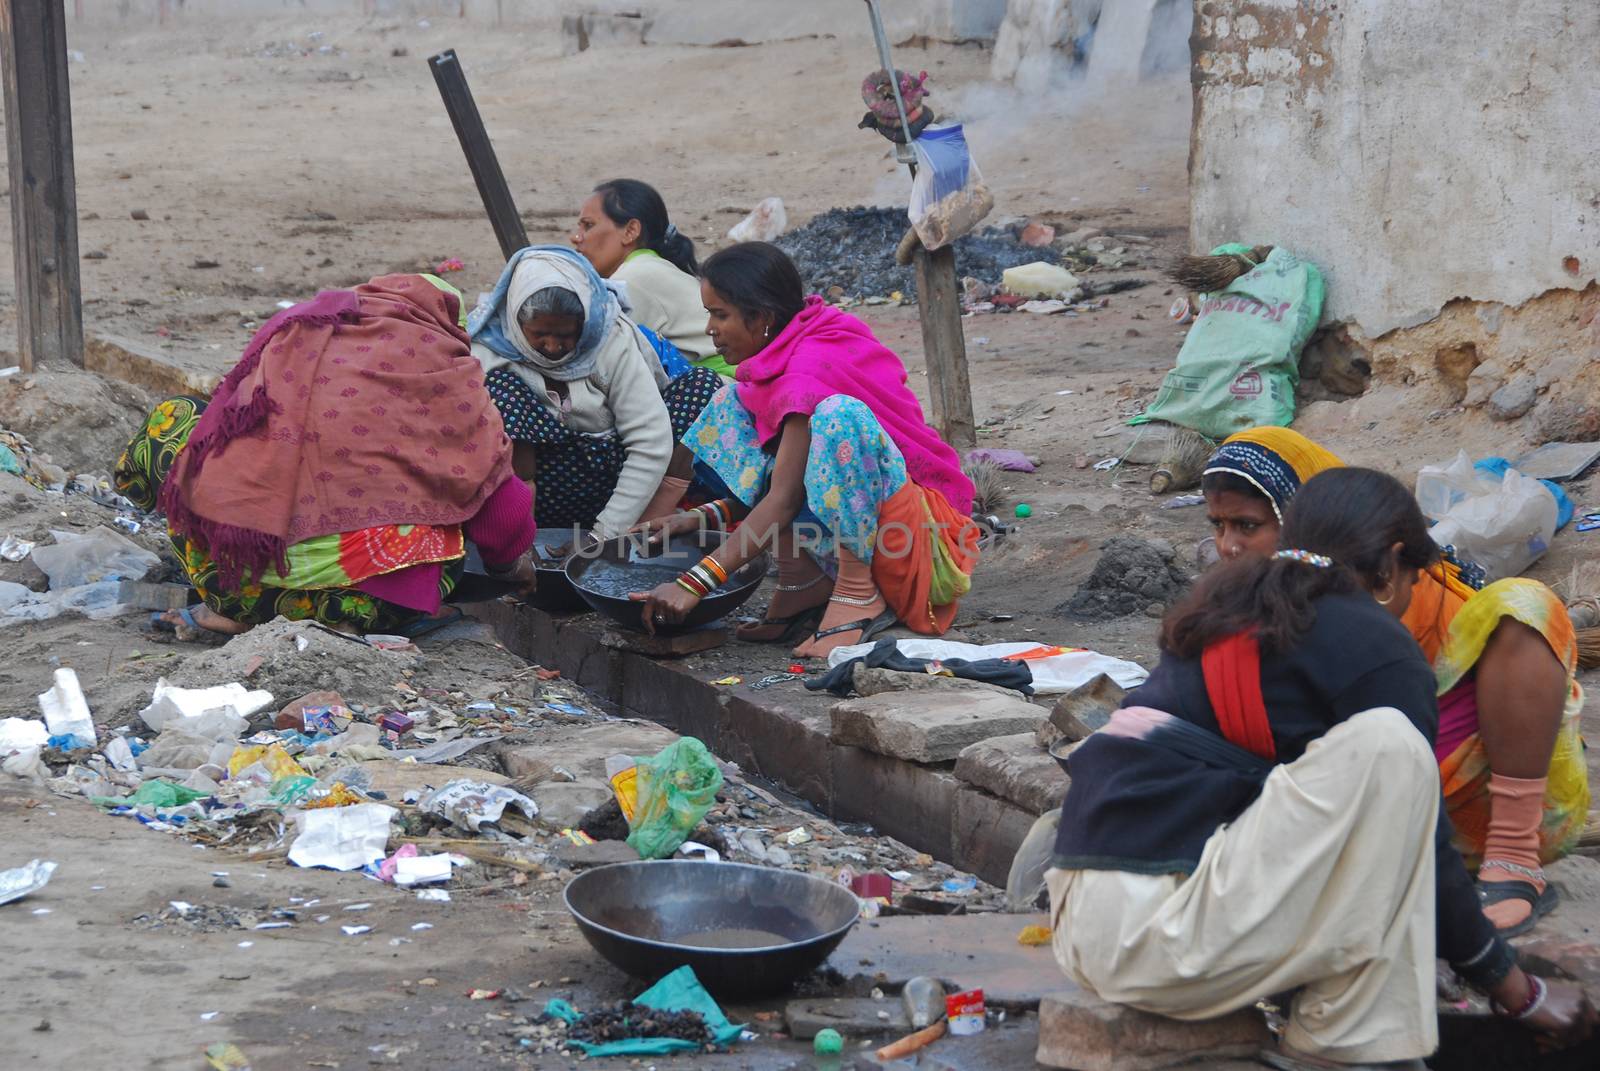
[115,274,536,640]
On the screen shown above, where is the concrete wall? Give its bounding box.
[1190,0,1600,340]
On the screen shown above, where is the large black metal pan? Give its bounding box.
[563,860,861,998]
[565,530,767,633]
[448,529,591,612]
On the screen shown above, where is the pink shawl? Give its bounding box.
[734,298,974,513]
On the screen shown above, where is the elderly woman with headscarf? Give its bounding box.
[469,246,723,538]
[115,274,538,641]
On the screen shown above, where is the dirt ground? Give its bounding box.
[3,12,1600,1071]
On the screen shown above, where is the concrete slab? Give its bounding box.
[953,733,1068,815]
[851,665,1026,700]
[827,912,1058,1008]
[600,624,729,658]
[830,691,1045,764]
[527,780,613,830]
[499,719,678,782]
[784,996,909,1039]
[831,746,961,863]
[1037,985,1272,1071]
[951,786,1038,888]
[356,759,507,799]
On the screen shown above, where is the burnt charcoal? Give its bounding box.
[579,796,631,842]
[774,205,1058,300]
[565,1001,712,1045]
[1060,536,1191,621]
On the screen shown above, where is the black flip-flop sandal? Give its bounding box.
[807,606,898,647]
[737,603,826,645]
[1478,876,1560,938]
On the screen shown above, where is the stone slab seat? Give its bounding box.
[1037,985,1273,1070]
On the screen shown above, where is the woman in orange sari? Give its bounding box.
[1199,426,1588,936]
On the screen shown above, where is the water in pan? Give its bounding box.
[574,560,731,599]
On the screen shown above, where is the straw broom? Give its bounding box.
[1150,426,1217,494]
[1164,244,1276,294]
[964,457,1009,517]
[1557,563,1600,670]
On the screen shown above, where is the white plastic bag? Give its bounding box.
[823,638,1149,694]
[288,803,396,871]
[1417,451,1558,582]
[38,668,96,749]
[908,125,994,251]
[29,527,158,590]
[138,679,273,739]
[727,197,787,243]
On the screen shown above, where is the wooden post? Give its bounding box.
[1,0,84,372]
[912,244,976,449]
[427,49,529,261]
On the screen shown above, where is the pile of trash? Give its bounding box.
[774,206,1060,300]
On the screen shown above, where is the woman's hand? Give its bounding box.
[1491,969,1598,1048]
[487,552,539,599]
[628,581,699,634]
[1523,978,1598,1049]
[629,510,706,548]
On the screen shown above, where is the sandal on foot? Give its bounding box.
[1478,875,1560,938]
[148,607,229,646]
[737,603,825,644]
[808,606,898,647]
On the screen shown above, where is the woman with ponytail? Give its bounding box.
[1047,468,1594,1069]
[573,178,732,378]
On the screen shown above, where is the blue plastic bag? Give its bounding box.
[541,967,744,1057]
[1474,458,1574,530]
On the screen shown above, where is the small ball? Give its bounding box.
[814,1028,844,1055]
[1014,503,1033,519]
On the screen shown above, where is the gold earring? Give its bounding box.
[1375,582,1395,606]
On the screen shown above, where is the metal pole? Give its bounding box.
[863,0,916,165]
[427,49,530,261]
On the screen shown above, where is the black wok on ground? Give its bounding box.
[563,860,861,998]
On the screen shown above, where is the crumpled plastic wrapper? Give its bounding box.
[287,802,396,871]
[417,779,538,833]
[0,859,58,906]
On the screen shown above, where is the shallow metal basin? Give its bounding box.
[565,530,767,633]
[563,860,861,997]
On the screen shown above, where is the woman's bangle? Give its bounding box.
[691,500,733,530]
[675,557,725,599]
[1495,974,1547,1020]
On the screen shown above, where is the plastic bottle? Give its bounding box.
[901,976,947,1029]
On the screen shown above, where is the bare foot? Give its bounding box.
[792,594,889,659]
[158,605,251,641]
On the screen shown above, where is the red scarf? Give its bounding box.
[1201,633,1277,761]
[162,274,512,587]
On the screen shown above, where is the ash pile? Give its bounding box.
[775,206,1058,301]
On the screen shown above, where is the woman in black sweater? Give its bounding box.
[1049,468,1593,1070]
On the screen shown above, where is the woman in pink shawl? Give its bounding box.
[631,243,980,657]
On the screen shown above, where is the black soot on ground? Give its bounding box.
[775,205,1058,299]
[1062,536,1191,620]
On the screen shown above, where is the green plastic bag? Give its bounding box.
[545,966,744,1057]
[1135,245,1325,440]
[93,778,212,809]
[625,737,723,861]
